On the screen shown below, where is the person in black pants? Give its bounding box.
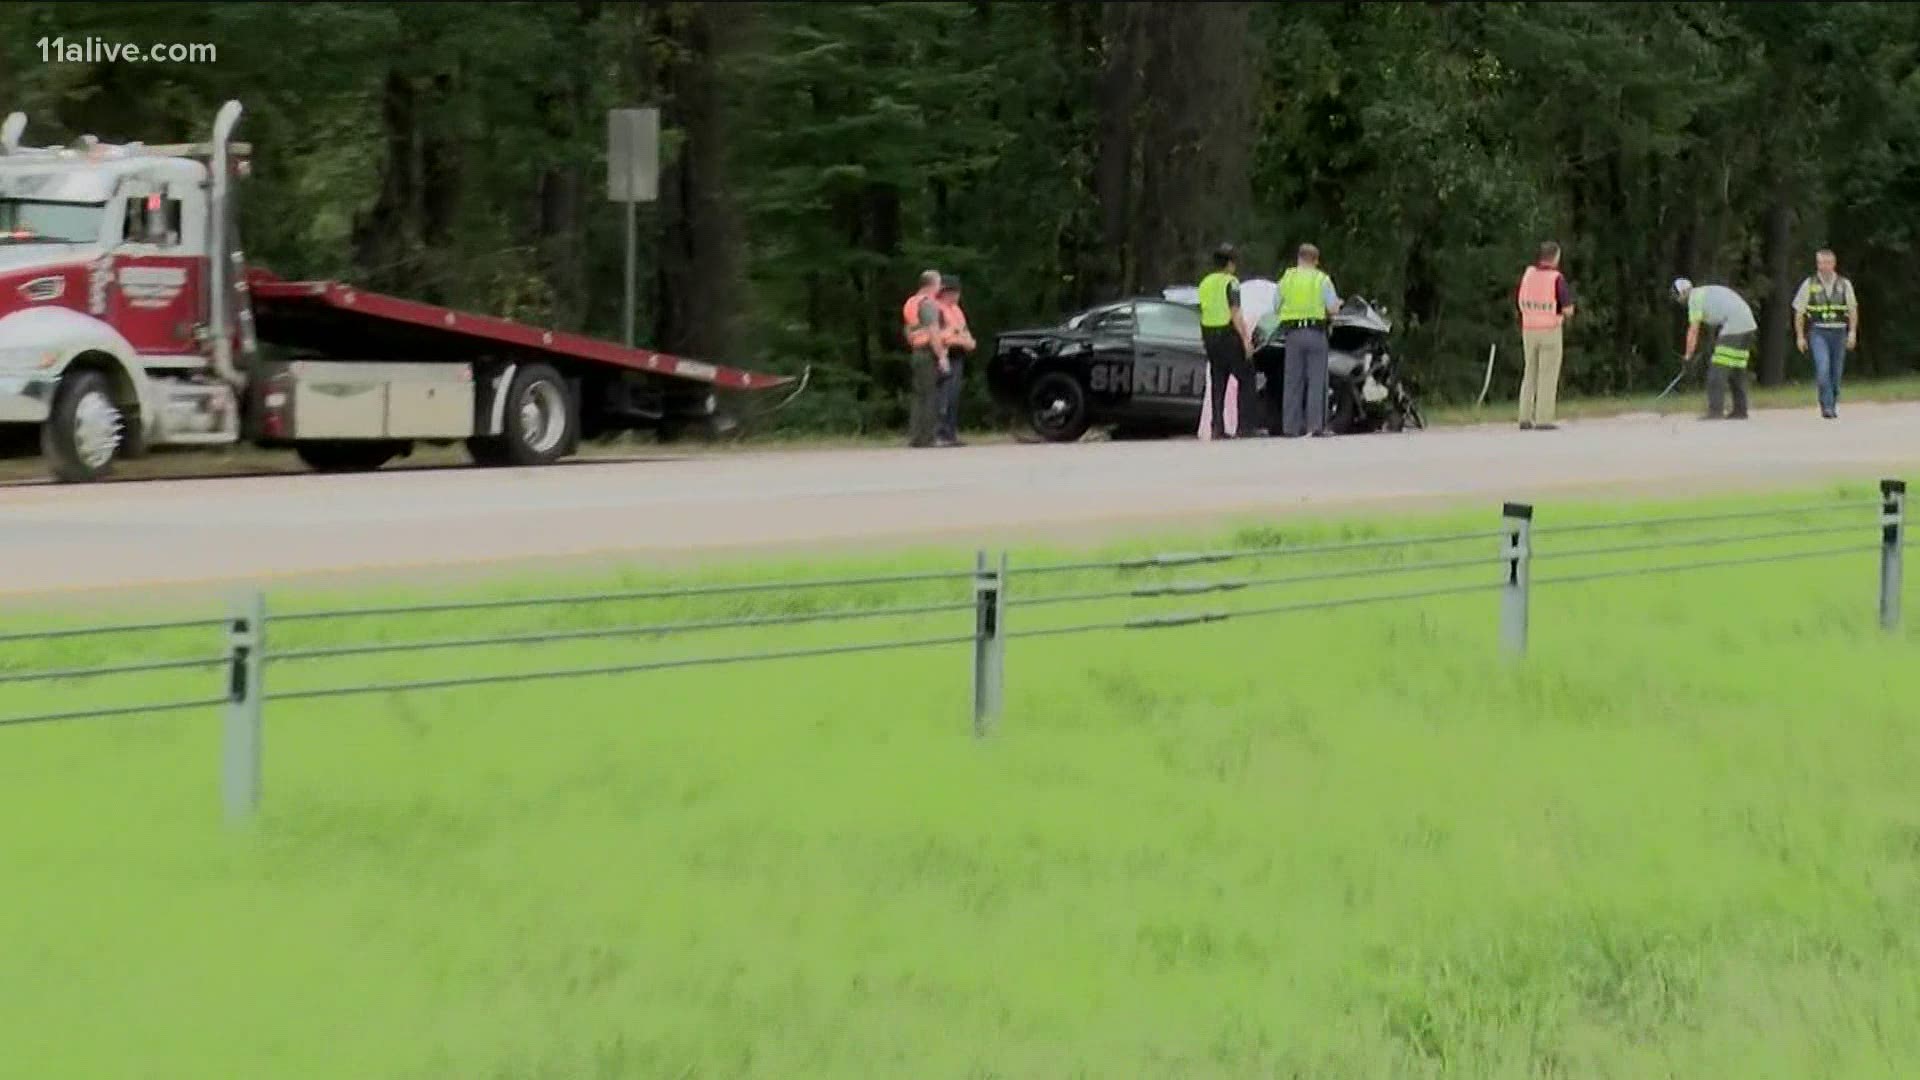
[934,277,974,446]
[1197,244,1256,439]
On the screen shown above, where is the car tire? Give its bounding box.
[1026,371,1091,443]
[43,369,127,484]
[296,440,407,473]
[467,362,576,467]
[1327,387,1363,435]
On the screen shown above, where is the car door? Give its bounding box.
[1079,303,1138,411]
[107,178,204,359]
[1130,300,1208,420]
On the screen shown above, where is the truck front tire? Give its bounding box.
[43,370,127,484]
[468,363,575,468]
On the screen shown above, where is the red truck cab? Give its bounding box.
[0,101,797,483]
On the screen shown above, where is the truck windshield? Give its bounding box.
[0,198,104,244]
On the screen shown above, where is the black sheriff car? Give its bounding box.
[985,297,1274,442]
[986,294,1423,441]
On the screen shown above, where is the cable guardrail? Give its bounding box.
[265,632,981,704]
[0,478,1907,825]
[272,568,979,623]
[0,654,227,687]
[1530,499,1874,537]
[1012,552,1501,609]
[1006,528,1508,577]
[1532,542,1878,588]
[0,696,231,730]
[269,600,977,664]
[0,616,225,646]
[1531,520,1871,562]
[1005,580,1506,641]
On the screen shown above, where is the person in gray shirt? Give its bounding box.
[1672,277,1756,421]
[1792,248,1859,419]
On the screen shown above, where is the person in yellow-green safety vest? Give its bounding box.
[1275,243,1343,438]
[1792,248,1859,420]
[1197,243,1257,440]
[1671,277,1755,421]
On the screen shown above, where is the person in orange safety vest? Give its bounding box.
[902,269,948,447]
[1515,240,1575,430]
[934,277,974,447]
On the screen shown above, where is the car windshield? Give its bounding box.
[1066,304,1124,330]
[0,198,104,244]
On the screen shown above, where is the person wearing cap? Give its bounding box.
[901,269,948,448]
[1671,277,1757,421]
[934,276,975,447]
[1197,243,1255,440]
[1792,248,1859,420]
[1275,243,1342,438]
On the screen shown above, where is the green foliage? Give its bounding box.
[4,0,1919,429]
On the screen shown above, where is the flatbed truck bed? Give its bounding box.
[248,270,794,393]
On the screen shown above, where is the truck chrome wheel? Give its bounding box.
[471,362,574,468]
[71,389,124,470]
[518,380,568,455]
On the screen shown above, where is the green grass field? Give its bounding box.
[4,481,1919,1078]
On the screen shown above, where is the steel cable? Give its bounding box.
[1532,521,1871,562]
[1012,552,1501,609]
[271,600,977,663]
[1533,543,1874,587]
[0,697,228,729]
[0,617,225,645]
[265,632,978,703]
[1006,580,1503,640]
[1532,501,1875,538]
[275,570,977,623]
[1006,529,1508,577]
[0,655,226,687]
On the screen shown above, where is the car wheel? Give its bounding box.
[1327,386,1361,435]
[1026,371,1091,443]
[468,362,576,467]
[43,369,126,483]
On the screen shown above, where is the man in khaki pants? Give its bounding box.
[1515,241,1575,430]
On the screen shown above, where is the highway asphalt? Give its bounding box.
[3,403,1915,599]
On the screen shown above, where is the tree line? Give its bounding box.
[4,1,1916,433]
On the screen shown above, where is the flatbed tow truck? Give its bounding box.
[0,100,798,483]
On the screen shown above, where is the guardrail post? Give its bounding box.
[971,550,1006,737]
[1500,502,1533,658]
[224,590,265,824]
[1881,479,1905,633]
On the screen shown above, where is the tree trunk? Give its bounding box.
[1093,0,1140,300]
[1759,180,1794,386]
[419,71,462,302]
[1129,2,1255,293]
[647,1,747,360]
[351,71,421,295]
[530,0,602,330]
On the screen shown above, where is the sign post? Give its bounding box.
[608,107,660,348]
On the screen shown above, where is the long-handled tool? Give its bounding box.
[1653,355,1691,402]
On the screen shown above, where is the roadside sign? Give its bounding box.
[608,107,659,203]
